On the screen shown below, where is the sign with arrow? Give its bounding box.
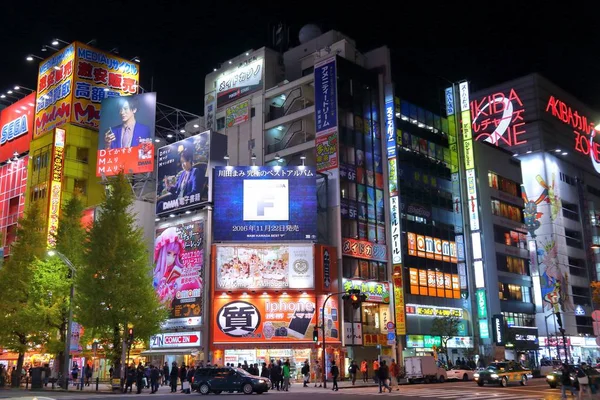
[150,332,201,348]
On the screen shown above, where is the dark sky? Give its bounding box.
[2,1,599,116]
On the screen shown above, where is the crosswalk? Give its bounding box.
[339,387,548,399]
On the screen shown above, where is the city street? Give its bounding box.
[0,379,595,400]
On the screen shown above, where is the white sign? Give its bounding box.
[459,82,470,112]
[344,322,363,345]
[474,260,485,288]
[469,194,480,231]
[466,169,477,197]
[390,196,402,264]
[243,179,290,221]
[447,336,473,348]
[471,231,482,260]
[150,331,201,348]
[217,58,263,95]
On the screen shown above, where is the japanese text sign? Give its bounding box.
[0,92,36,162]
[316,131,339,172]
[476,289,487,319]
[390,196,402,264]
[226,100,250,128]
[47,128,66,247]
[342,279,390,303]
[472,88,527,147]
[405,303,463,318]
[341,237,387,262]
[217,57,263,108]
[393,264,407,335]
[314,57,337,135]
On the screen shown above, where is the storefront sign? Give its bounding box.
[407,335,442,348]
[493,314,504,346]
[344,322,363,345]
[215,245,314,290]
[476,289,487,319]
[407,232,456,263]
[314,57,337,135]
[341,238,387,262]
[47,128,66,247]
[479,319,490,339]
[405,304,463,318]
[212,296,317,344]
[226,100,250,128]
[408,268,460,299]
[445,87,455,116]
[390,196,401,264]
[472,88,527,147]
[150,332,201,348]
[342,279,390,303]
[0,93,36,162]
[393,265,406,335]
[474,260,485,288]
[204,91,216,132]
[217,57,263,108]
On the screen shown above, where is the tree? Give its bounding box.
[75,173,166,377]
[591,281,600,308]
[431,315,461,364]
[0,202,48,384]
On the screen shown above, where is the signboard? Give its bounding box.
[204,91,216,132]
[71,42,139,129]
[226,100,250,128]
[0,92,36,162]
[405,303,463,318]
[315,244,337,292]
[314,57,337,135]
[445,87,455,116]
[315,131,338,172]
[213,166,317,241]
[317,295,341,342]
[408,268,460,299]
[341,237,387,262]
[214,245,314,290]
[479,320,490,339]
[217,57,263,108]
[493,314,504,346]
[342,279,390,303]
[476,289,487,319]
[344,322,363,346]
[408,232,457,263]
[150,332,201,349]
[472,88,527,147]
[386,99,396,158]
[156,131,211,215]
[96,92,156,177]
[390,196,402,264]
[35,44,75,137]
[154,219,204,328]
[212,296,317,343]
[393,265,406,335]
[407,335,442,348]
[47,128,66,247]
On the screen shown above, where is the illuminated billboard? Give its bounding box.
[0,93,36,162]
[216,57,263,108]
[214,245,314,291]
[213,166,317,242]
[47,128,66,247]
[406,232,457,263]
[154,219,204,328]
[96,92,156,177]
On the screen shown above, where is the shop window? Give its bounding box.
[361,303,380,334]
[30,183,48,202]
[409,267,459,299]
[588,185,600,198]
[75,147,89,163]
[217,117,225,130]
[8,196,19,216]
[491,198,523,223]
[502,312,535,327]
[489,172,499,190]
[74,178,87,196]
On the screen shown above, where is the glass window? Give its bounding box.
[75,147,89,163]
[74,178,87,195]
[343,258,360,279]
[217,117,225,130]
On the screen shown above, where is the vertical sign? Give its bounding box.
[47,128,66,247]
[476,289,487,319]
[314,57,338,172]
[493,314,504,346]
[390,196,401,263]
[204,91,216,132]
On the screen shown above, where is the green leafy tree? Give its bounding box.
[75,173,166,377]
[431,315,461,364]
[0,202,47,383]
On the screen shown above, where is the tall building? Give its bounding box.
[470,73,600,362]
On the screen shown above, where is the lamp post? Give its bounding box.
[48,250,75,390]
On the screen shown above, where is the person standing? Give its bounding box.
[179,363,187,392]
[169,362,179,393]
[282,360,291,392]
[269,361,279,391]
[360,360,368,382]
[136,363,145,394]
[389,359,399,391]
[260,363,270,379]
[330,361,339,391]
[314,360,322,388]
[150,365,160,394]
[301,360,310,387]
[378,360,392,393]
[125,364,135,393]
[348,360,358,385]
[162,362,169,386]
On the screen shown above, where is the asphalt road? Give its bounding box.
[0,379,590,399]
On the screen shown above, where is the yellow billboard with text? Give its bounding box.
[47,128,66,247]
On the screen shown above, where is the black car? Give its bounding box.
[192,367,270,395]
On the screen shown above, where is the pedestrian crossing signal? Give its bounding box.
[313,328,318,342]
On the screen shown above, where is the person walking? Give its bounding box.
[314,360,322,387]
[348,360,358,385]
[162,362,169,386]
[301,360,310,387]
[270,361,281,391]
[361,360,368,382]
[282,360,291,392]
[169,362,179,393]
[560,363,578,399]
[136,363,145,394]
[124,364,135,393]
[390,359,399,391]
[378,360,392,393]
[330,360,339,391]
[150,365,160,394]
[179,363,187,392]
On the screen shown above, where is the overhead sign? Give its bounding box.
[213,166,317,241]
[342,279,390,303]
[150,332,201,348]
[341,238,387,262]
[47,128,66,247]
[214,245,314,290]
[0,92,36,162]
[390,196,402,263]
[217,57,263,108]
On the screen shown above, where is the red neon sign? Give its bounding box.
[471,88,527,147]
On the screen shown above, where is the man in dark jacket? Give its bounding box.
[301,361,310,387]
[136,363,145,394]
[125,365,135,393]
[169,362,179,393]
[270,361,282,391]
[330,361,339,391]
[260,363,270,379]
[162,362,169,386]
[378,360,392,393]
[179,363,187,392]
[150,366,160,393]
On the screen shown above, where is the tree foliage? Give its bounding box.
[431,315,461,362]
[75,173,166,372]
[591,281,600,308]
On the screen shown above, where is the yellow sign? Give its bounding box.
[47,128,66,247]
[461,110,472,140]
[393,264,406,335]
[463,139,474,170]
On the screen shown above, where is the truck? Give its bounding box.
[405,356,447,384]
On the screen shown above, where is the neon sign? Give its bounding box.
[47,128,66,247]
[472,88,527,146]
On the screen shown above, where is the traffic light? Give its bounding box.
[128,327,134,343]
[344,289,367,309]
[313,328,318,343]
[555,311,563,329]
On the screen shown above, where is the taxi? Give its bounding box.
[474,361,533,387]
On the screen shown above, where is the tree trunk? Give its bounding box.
[112,325,122,379]
[13,352,24,387]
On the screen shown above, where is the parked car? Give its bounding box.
[474,361,532,387]
[446,366,475,381]
[191,367,270,395]
[546,365,600,389]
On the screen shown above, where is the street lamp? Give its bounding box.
[47,250,76,390]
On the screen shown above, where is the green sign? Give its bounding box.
[423,335,441,348]
[342,279,390,303]
[476,289,487,319]
[479,319,490,339]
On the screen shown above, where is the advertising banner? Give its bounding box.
[315,57,337,135]
[408,232,457,263]
[217,57,263,108]
[96,92,156,177]
[476,289,488,319]
[214,245,314,290]
[315,131,338,171]
[393,264,407,335]
[156,131,211,215]
[149,331,201,349]
[213,166,317,241]
[341,238,387,262]
[35,44,75,137]
[71,42,139,129]
[390,196,401,264]
[317,295,341,342]
[405,303,464,318]
[212,295,317,343]
[315,244,337,292]
[342,279,390,303]
[204,91,216,132]
[47,128,66,247]
[154,219,204,328]
[226,100,250,128]
[0,93,36,162]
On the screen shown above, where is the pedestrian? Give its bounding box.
[179,363,187,392]
[150,365,160,394]
[269,361,279,390]
[361,360,368,382]
[169,362,179,393]
[186,365,195,390]
[314,360,322,387]
[301,360,310,387]
[243,361,249,371]
[378,360,392,393]
[43,363,51,387]
[136,363,145,394]
[348,360,358,385]
[330,360,339,391]
[0,364,6,388]
[260,363,270,379]
[162,362,169,386]
[372,359,380,383]
[282,360,291,391]
[560,363,578,399]
[125,364,135,393]
[390,359,399,391]
[71,363,79,387]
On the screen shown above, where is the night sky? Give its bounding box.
[2,1,599,116]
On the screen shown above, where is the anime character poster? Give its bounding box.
[154,219,204,327]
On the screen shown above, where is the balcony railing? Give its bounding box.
[267,87,312,122]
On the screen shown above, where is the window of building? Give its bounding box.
[216,117,225,130]
[568,257,588,278]
[409,268,460,299]
[491,198,523,222]
[572,285,591,306]
[75,147,89,163]
[498,283,529,302]
[30,183,48,202]
[8,196,19,216]
[74,178,87,196]
[562,201,580,222]
[587,185,600,198]
[489,171,520,197]
[565,228,583,249]
[560,172,576,186]
[32,151,49,172]
[342,258,385,281]
[493,225,527,249]
[502,312,535,327]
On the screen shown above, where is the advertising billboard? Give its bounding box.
[216,57,263,108]
[226,100,250,128]
[214,245,314,291]
[0,93,36,162]
[96,92,156,177]
[212,295,317,344]
[154,219,204,328]
[213,166,317,242]
[149,331,201,349]
[35,44,75,137]
[156,132,211,215]
[342,279,390,303]
[47,128,66,247]
[315,57,339,173]
[317,295,341,343]
[204,91,216,132]
[72,42,139,129]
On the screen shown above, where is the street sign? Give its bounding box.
[387,332,396,346]
[592,310,600,321]
[386,322,395,332]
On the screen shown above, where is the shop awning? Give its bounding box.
[140,348,200,356]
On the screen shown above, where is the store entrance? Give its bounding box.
[223,349,312,381]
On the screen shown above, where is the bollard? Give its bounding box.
[96,377,99,391]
